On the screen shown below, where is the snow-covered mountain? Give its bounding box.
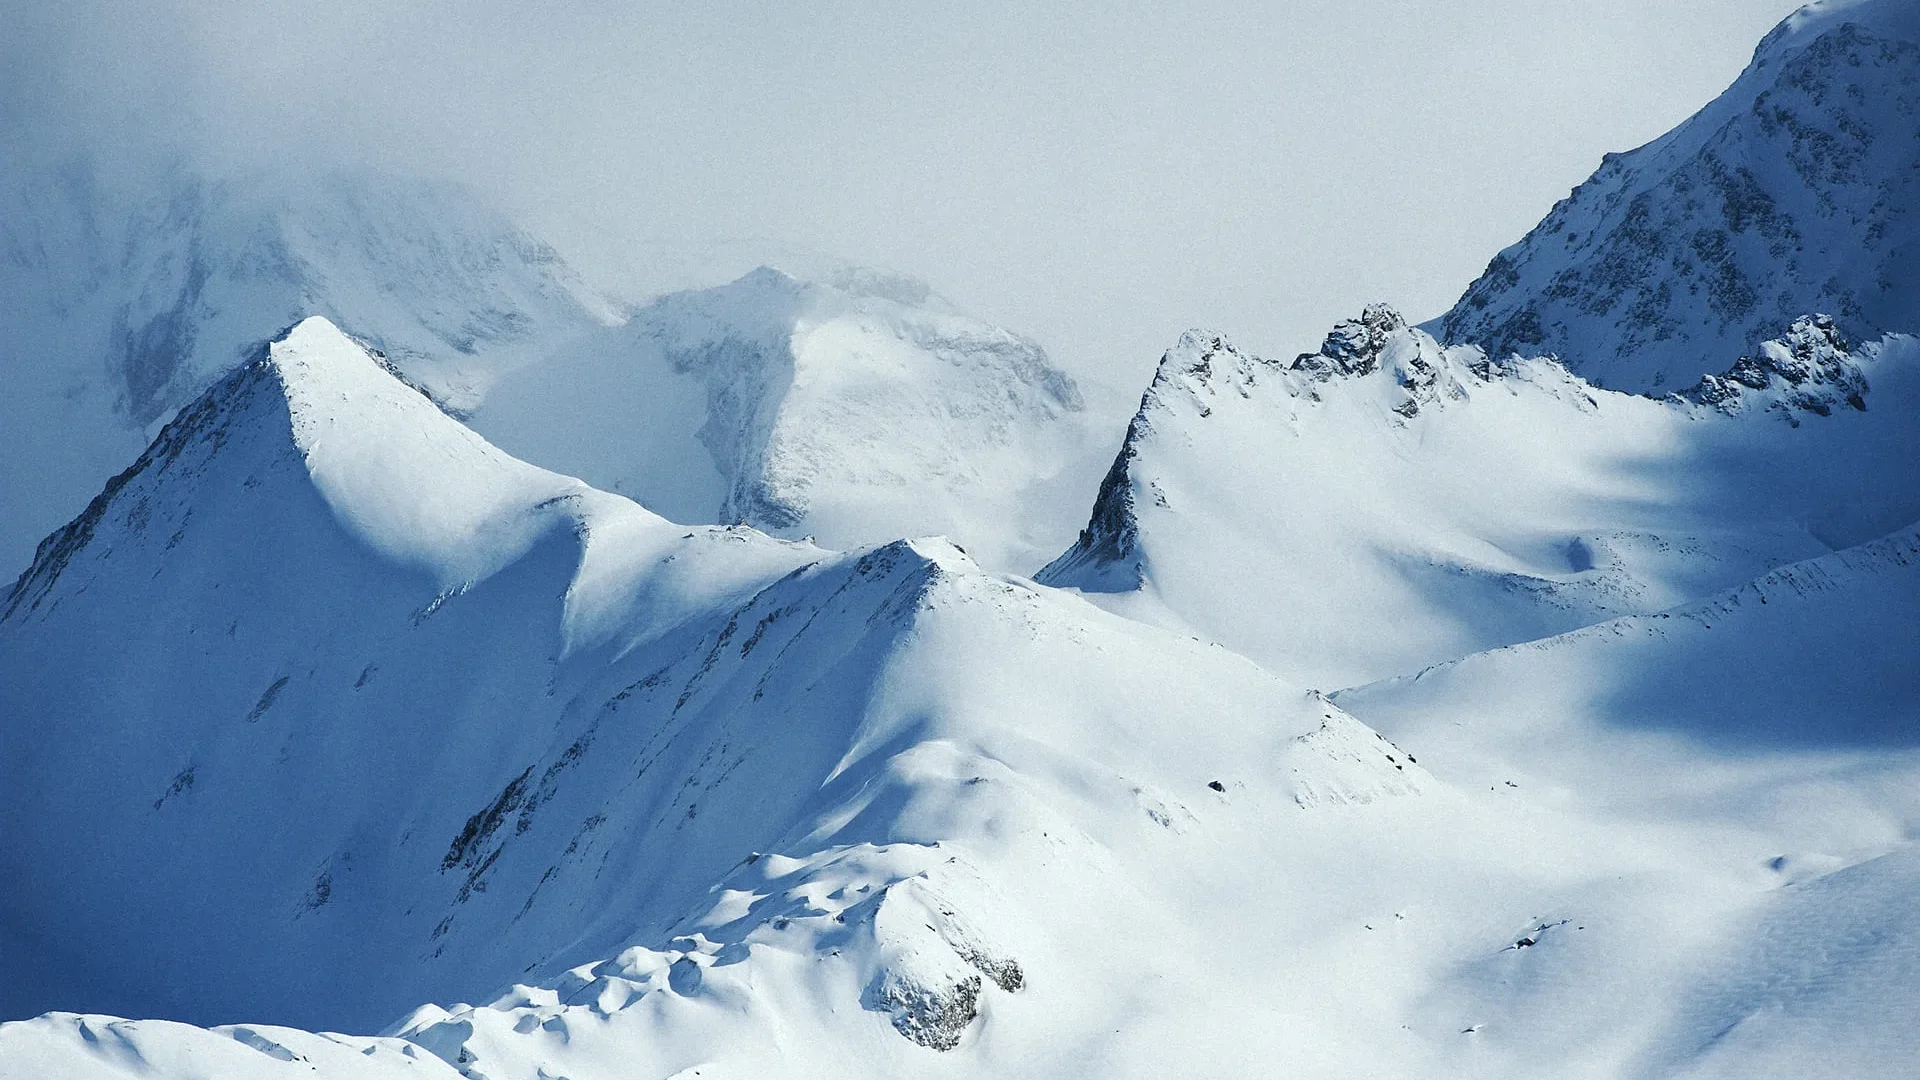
[472,266,1097,572]
[1039,302,1920,687]
[1439,0,1920,393]
[0,319,1428,1063]
[9,3,1920,1077]
[0,156,613,574]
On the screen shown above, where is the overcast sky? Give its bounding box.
[7,0,1802,403]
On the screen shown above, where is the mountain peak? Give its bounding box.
[6,317,631,625]
[474,268,1093,570]
[1039,309,1493,595]
[1291,303,1408,379]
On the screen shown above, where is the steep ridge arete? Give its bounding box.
[0,318,1427,1063]
[472,266,1096,571]
[1440,0,1920,392]
[1039,304,1920,688]
[0,158,612,575]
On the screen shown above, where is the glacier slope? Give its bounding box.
[1336,520,1920,1079]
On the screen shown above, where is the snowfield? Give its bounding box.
[5,1,1920,1077]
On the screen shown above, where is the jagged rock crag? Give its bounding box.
[1677,313,1869,420]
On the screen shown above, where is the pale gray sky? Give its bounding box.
[7,0,1802,403]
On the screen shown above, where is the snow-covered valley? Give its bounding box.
[4,2,1920,1078]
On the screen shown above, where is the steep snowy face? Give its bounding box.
[0,157,611,575]
[473,266,1096,571]
[1440,0,1920,392]
[0,318,1424,1052]
[1042,306,1920,688]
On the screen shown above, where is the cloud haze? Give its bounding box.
[5,0,1801,401]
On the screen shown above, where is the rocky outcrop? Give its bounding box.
[864,875,1024,1050]
[1676,313,1869,421]
[1290,304,1475,418]
[1292,302,1408,379]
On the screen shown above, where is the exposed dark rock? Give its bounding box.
[1676,314,1867,418]
[871,972,983,1051]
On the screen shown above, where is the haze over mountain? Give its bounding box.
[473,266,1100,571]
[0,156,613,571]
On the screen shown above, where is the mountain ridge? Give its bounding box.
[0,319,1425,1054]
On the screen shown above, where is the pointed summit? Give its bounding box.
[6,317,624,623]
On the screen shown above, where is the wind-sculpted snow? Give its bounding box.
[0,157,610,574]
[1042,304,1920,688]
[1440,0,1920,392]
[473,266,1100,571]
[1331,520,1920,1078]
[0,318,1431,1072]
[1342,520,1920,752]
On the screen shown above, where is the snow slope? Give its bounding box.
[473,266,1098,571]
[0,319,1435,1067]
[0,156,612,575]
[15,464,1920,1078]
[1334,521,1920,1078]
[1040,302,1920,688]
[1439,0,1920,392]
